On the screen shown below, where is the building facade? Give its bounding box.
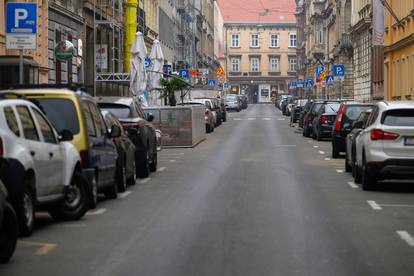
[0,0,49,85]
[224,22,297,102]
[384,0,414,101]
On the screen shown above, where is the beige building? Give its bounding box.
[142,0,159,49]
[0,0,49,84]
[224,22,297,102]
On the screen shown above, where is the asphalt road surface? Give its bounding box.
[1,104,414,276]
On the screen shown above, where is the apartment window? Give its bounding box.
[231,58,240,72]
[270,34,279,47]
[231,34,240,47]
[251,34,259,48]
[288,57,297,72]
[269,57,279,72]
[315,23,324,44]
[250,58,260,72]
[289,33,297,48]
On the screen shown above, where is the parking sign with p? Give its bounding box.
[6,3,37,49]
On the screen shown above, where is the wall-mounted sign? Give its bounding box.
[6,3,37,49]
[96,44,108,69]
[55,40,74,61]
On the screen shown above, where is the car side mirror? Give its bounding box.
[59,129,74,142]
[110,125,122,138]
[352,121,364,129]
[147,113,154,122]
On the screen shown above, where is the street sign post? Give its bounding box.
[326,75,334,85]
[208,79,216,87]
[6,2,37,84]
[306,78,314,88]
[179,69,189,80]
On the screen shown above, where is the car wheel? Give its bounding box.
[345,154,352,173]
[15,179,35,237]
[362,157,377,191]
[116,158,127,193]
[332,145,340,158]
[0,202,18,263]
[127,159,137,186]
[89,174,98,209]
[137,149,150,178]
[149,146,157,172]
[48,171,89,221]
[354,163,362,184]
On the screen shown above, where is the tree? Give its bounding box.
[159,77,188,106]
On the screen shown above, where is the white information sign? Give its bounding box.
[96,44,108,70]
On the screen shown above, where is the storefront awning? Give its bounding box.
[0,56,39,67]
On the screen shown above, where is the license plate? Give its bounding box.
[404,137,414,146]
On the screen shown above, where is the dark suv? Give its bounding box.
[331,102,374,158]
[96,97,157,178]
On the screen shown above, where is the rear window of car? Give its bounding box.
[382,109,414,126]
[98,103,131,118]
[33,98,80,135]
[325,103,340,113]
[226,95,237,100]
[311,103,323,114]
[344,105,373,121]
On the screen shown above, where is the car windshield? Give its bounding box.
[98,103,131,118]
[226,95,238,101]
[345,105,373,121]
[32,98,80,135]
[382,109,414,126]
[312,103,323,114]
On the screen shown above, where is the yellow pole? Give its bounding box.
[125,0,138,72]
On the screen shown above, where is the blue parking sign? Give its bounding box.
[179,69,189,80]
[6,3,37,34]
[306,78,314,88]
[333,65,345,77]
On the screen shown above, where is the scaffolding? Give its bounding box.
[93,0,128,96]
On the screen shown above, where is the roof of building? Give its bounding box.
[218,0,296,23]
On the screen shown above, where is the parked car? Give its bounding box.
[155,129,162,151]
[0,158,18,263]
[218,98,227,122]
[331,102,375,158]
[101,110,137,190]
[180,101,215,133]
[6,86,120,208]
[302,101,324,137]
[290,99,308,124]
[353,101,414,190]
[344,110,372,173]
[196,98,222,125]
[298,100,313,129]
[0,97,90,236]
[238,95,248,109]
[96,97,157,178]
[312,102,341,140]
[226,94,241,112]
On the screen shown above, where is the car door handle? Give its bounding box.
[49,152,54,158]
[30,151,35,156]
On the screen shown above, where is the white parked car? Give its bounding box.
[0,98,89,236]
[354,101,414,190]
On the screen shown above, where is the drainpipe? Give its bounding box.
[125,0,138,72]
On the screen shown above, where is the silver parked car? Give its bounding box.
[180,101,215,133]
[354,101,414,190]
[226,94,241,112]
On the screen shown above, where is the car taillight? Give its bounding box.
[370,129,399,140]
[205,109,209,116]
[335,104,346,131]
[122,122,142,131]
[321,115,328,124]
[0,137,3,157]
[80,150,89,168]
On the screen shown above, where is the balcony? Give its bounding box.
[311,43,325,59]
[340,33,352,50]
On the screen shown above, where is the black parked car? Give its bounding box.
[312,102,341,140]
[238,95,248,109]
[291,99,308,124]
[101,111,137,189]
[96,97,158,178]
[344,110,372,173]
[303,101,324,137]
[0,158,18,263]
[298,100,313,129]
[331,102,374,158]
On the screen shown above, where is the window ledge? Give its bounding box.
[230,46,241,49]
[268,72,281,76]
[288,46,297,49]
[250,46,261,49]
[269,46,280,49]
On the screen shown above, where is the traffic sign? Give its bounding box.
[296,79,304,88]
[223,82,230,89]
[289,81,297,89]
[306,78,314,88]
[179,69,189,80]
[216,66,225,77]
[316,65,326,83]
[163,64,172,77]
[6,3,37,49]
[208,79,216,87]
[333,64,345,81]
[145,58,152,69]
[326,75,334,85]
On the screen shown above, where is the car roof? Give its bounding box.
[0,98,36,107]
[95,97,134,106]
[379,101,414,109]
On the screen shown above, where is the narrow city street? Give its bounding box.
[1,104,413,276]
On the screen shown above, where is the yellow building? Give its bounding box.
[0,0,49,84]
[384,1,414,100]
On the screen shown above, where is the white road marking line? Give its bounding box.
[325,157,331,161]
[381,204,414,208]
[347,181,359,189]
[336,169,344,173]
[169,159,176,163]
[118,191,132,198]
[367,200,382,210]
[262,118,271,120]
[140,178,152,184]
[247,118,256,120]
[275,145,297,147]
[158,166,166,172]
[233,118,242,121]
[396,231,414,247]
[318,150,325,155]
[313,145,319,148]
[277,118,285,121]
[87,208,107,216]
[161,153,184,156]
